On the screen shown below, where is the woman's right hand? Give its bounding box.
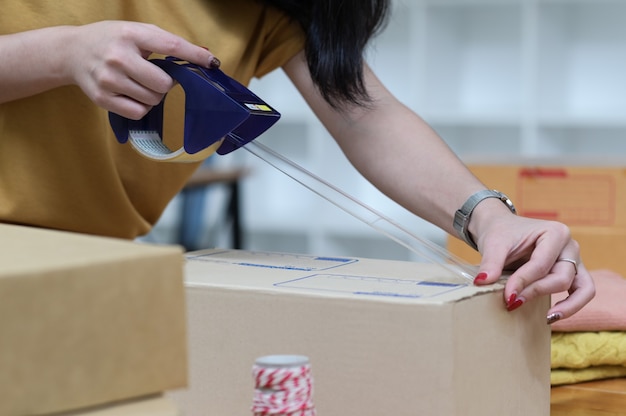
[67,21,218,119]
[0,21,219,119]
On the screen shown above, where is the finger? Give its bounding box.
[122,55,176,95]
[472,238,510,285]
[547,262,596,323]
[104,69,170,109]
[92,45,175,101]
[91,58,170,114]
[101,93,154,120]
[526,256,580,297]
[502,233,573,308]
[505,258,576,312]
[134,23,218,69]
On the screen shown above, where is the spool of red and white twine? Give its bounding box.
[251,355,316,416]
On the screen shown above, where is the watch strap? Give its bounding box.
[453,190,516,251]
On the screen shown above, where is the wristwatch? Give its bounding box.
[453,190,517,251]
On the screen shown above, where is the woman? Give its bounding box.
[0,0,594,322]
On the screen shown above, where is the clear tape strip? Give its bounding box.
[236,137,478,282]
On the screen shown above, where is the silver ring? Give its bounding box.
[557,258,578,275]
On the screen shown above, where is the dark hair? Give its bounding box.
[262,0,390,109]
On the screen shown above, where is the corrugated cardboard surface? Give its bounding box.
[168,249,551,416]
[52,395,180,416]
[0,224,188,416]
[447,162,626,276]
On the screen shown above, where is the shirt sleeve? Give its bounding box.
[254,7,306,78]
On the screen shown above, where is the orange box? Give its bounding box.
[448,161,626,276]
[462,162,626,228]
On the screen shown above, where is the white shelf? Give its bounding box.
[420,3,523,118]
[536,2,626,120]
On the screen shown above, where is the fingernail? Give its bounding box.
[473,272,488,284]
[506,293,517,307]
[547,312,563,325]
[507,296,525,312]
[209,57,221,68]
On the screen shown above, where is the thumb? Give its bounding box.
[473,242,508,285]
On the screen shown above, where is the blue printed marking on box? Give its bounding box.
[275,274,465,299]
[186,250,357,272]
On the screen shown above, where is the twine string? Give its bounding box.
[252,364,316,416]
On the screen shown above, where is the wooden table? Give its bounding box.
[551,378,626,415]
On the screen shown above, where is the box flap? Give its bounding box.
[185,249,502,304]
[0,224,182,276]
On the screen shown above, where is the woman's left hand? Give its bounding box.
[472,212,595,324]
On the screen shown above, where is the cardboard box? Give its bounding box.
[57,396,180,416]
[54,395,180,416]
[447,161,626,276]
[0,224,188,416]
[168,249,551,416]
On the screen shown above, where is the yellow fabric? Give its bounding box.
[0,0,304,238]
[551,331,626,385]
[551,365,626,386]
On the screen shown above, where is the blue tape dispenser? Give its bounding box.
[109,56,280,162]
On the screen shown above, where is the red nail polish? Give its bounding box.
[507,298,525,312]
[473,272,488,284]
[506,293,517,307]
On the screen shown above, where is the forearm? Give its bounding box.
[0,26,75,103]
[285,54,499,236]
[336,104,490,235]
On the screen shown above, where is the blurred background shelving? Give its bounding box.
[144,0,626,261]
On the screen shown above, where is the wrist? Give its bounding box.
[453,190,516,250]
[54,26,82,86]
[30,26,78,88]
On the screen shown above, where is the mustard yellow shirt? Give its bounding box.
[0,0,304,238]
